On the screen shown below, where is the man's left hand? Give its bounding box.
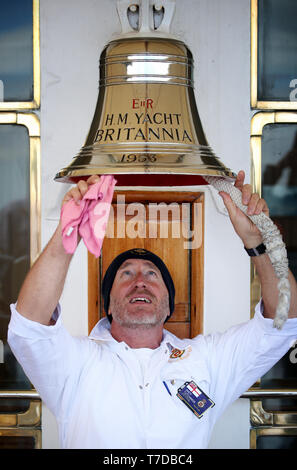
[219,170,269,249]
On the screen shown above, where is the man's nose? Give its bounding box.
[133,272,147,287]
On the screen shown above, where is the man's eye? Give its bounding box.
[147,270,157,276]
[122,270,132,276]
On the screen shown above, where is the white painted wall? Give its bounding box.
[40,0,251,449]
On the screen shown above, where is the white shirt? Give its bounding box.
[7,302,297,449]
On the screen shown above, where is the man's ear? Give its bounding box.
[108,308,113,322]
[165,307,171,320]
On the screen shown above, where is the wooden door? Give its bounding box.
[88,190,204,338]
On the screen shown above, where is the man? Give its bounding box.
[8,171,297,449]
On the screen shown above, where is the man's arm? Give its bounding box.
[252,254,297,319]
[16,175,100,326]
[219,170,297,319]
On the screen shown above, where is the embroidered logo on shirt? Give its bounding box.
[168,346,192,362]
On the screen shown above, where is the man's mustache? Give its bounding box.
[126,288,156,302]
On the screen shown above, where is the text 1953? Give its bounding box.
[120,154,157,163]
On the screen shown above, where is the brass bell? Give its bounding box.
[55,0,236,187]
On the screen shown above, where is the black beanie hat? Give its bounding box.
[102,248,175,323]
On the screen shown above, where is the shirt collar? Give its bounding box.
[88,317,190,351]
[89,317,115,343]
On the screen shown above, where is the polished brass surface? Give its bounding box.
[250,111,297,314]
[249,112,297,434]
[251,0,297,110]
[0,428,41,449]
[17,402,41,427]
[250,0,258,108]
[0,113,41,264]
[0,414,17,427]
[55,37,236,185]
[250,400,297,427]
[242,389,297,399]
[250,427,297,449]
[0,0,40,110]
[274,413,297,427]
[0,402,41,427]
[0,390,40,399]
[0,115,41,446]
[250,400,273,426]
[245,390,297,427]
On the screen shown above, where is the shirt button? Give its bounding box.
[125,346,129,351]
[145,383,149,387]
[139,385,143,389]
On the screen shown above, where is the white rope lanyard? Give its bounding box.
[203,176,290,329]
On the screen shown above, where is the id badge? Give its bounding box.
[177,380,215,419]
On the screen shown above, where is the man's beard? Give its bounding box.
[109,294,170,329]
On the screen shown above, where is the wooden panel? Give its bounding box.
[102,203,146,273]
[88,251,99,333]
[88,190,204,339]
[164,322,190,339]
[144,203,189,323]
[191,193,204,337]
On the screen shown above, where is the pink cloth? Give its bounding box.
[61,175,117,257]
